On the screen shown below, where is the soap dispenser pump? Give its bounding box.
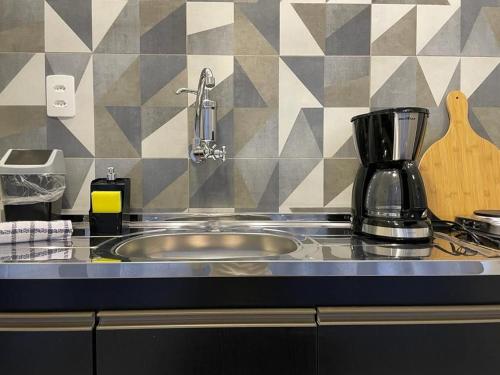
[89,167,131,235]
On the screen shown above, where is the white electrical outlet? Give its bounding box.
[46,75,76,117]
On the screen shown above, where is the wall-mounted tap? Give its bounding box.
[176,68,226,163]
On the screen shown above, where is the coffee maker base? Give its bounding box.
[352,217,433,241]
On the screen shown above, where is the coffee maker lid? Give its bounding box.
[351,107,429,122]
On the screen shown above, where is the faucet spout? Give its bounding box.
[176,68,226,164]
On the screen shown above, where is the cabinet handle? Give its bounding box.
[0,312,95,332]
[317,306,500,326]
[97,308,316,330]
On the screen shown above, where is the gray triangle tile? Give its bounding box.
[141,107,185,140]
[95,106,139,158]
[324,159,359,206]
[144,170,188,210]
[468,65,500,107]
[234,59,267,108]
[0,125,46,156]
[94,0,139,53]
[416,61,438,107]
[461,0,498,51]
[235,159,278,210]
[96,56,141,106]
[140,55,186,105]
[326,5,371,55]
[303,108,324,155]
[419,9,460,56]
[292,3,326,53]
[94,54,140,105]
[333,137,357,158]
[234,108,278,158]
[327,4,368,37]
[46,0,92,50]
[325,56,370,107]
[372,7,416,56]
[255,164,279,212]
[238,0,280,53]
[281,110,322,158]
[140,3,186,54]
[234,6,277,55]
[143,159,188,207]
[282,57,324,105]
[371,57,417,107]
[0,0,44,52]
[187,24,233,55]
[106,106,141,155]
[190,160,234,209]
[462,7,500,56]
[47,117,93,158]
[0,53,33,92]
[279,159,321,206]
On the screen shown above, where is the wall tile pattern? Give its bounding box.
[0,0,499,213]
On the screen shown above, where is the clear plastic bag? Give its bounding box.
[0,174,66,205]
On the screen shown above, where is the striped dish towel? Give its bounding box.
[0,241,73,261]
[0,221,73,244]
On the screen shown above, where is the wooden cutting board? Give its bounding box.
[419,91,500,221]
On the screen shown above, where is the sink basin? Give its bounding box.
[113,232,301,261]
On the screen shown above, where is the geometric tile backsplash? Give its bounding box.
[0,0,498,213]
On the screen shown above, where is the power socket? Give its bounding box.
[46,75,76,117]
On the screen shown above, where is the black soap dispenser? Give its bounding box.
[89,167,131,235]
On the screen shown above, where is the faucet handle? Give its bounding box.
[214,145,226,162]
[175,88,198,96]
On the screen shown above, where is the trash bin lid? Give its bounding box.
[0,149,65,175]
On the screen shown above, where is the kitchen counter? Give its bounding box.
[1,214,500,311]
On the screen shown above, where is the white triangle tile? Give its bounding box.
[0,54,45,105]
[279,58,322,154]
[371,4,415,43]
[60,57,95,155]
[461,57,500,97]
[418,56,460,106]
[324,108,368,158]
[71,160,95,213]
[45,2,91,52]
[142,108,188,158]
[280,160,324,210]
[325,183,353,208]
[416,1,460,54]
[187,2,234,36]
[370,56,407,97]
[92,0,128,50]
[280,3,324,56]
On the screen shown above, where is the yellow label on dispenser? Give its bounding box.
[91,191,122,213]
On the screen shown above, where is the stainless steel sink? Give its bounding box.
[113,232,301,261]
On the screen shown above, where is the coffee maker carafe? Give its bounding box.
[350,108,432,241]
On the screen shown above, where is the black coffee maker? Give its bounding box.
[350,108,432,241]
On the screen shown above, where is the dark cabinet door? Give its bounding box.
[0,312,94,375]
[318,305,500,375]
[97,308,317,375]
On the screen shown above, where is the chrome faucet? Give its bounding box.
[176,68,226,163]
